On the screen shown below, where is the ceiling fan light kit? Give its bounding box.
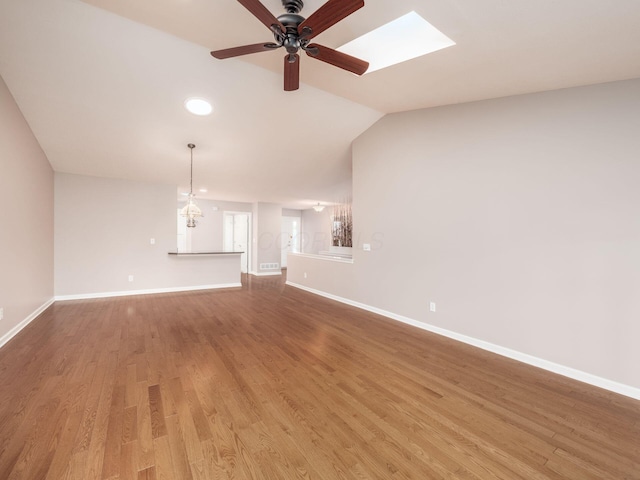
[211,0,369,91]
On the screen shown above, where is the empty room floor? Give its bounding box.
[0,274,638,479]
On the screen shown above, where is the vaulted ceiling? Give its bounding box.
[1,0,639,208]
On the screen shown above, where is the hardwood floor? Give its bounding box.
[0,273,638,479]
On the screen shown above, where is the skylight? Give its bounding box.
[338,11,455,74]
[184,97,212,116]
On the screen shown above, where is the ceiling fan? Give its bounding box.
[211,0,369,91]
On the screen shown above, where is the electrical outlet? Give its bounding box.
[150,238,156,245]
[128,275,134,282]
[304,272,307,279]
[429,302,436,312]
[0,307,3,321]
[363,243,371,251]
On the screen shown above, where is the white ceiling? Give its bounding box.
[2,0,640,208]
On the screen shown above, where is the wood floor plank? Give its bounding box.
[0,273,637,479]
[119,440,136,480]
[84,351,119,479]
[167,377,204,465]
[151,436,174,480]
[122,406,137,444]
[44,381,91,480]
[101,385,125,479]
[62,450,89,480]
[148,384,167,439]
[137,465,156,480]
[165,415,194,480]
[135,382,155,470]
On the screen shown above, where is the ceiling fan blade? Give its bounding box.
[284,54,300,91]
[298,0,364,40]
[237,0,284,33]
[211,42,280,59]
[305,44,368,75]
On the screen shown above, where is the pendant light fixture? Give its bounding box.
[313,202,325,212]
[180,143,202,228]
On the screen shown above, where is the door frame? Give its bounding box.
[223,211,252,274]
[281,215,302,269]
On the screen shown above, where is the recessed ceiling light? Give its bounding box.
[184,97,212,116]
[338,11,455,74]
[199,188,208,193]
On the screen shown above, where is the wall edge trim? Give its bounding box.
[55,283,242,301]
[0,297,55,349]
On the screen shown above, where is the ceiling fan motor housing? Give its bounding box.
[277,12,305,53]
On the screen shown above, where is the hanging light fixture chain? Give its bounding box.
[188,143,196,195]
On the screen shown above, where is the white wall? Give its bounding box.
[301,208,332,254]
[55,173,240,296]
[288,78,640,392]
[252,202,282,275]
[0,74,54,343]
[185,198,252,252]
[282,208,302,218]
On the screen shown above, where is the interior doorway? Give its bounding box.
[281,216,301,268]
[224,212,251,273]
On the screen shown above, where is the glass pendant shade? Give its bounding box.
[181,143,202,228]
[313,203,325,212]
[181,194,202,228]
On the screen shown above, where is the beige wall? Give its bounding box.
[289,78,640,391]
[0,75,54,342]
[55,173,240,296]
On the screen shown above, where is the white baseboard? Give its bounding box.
[250,271,282,277]
[55,283,242,301]
[286,281,640,401]
[0,297,55,349]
